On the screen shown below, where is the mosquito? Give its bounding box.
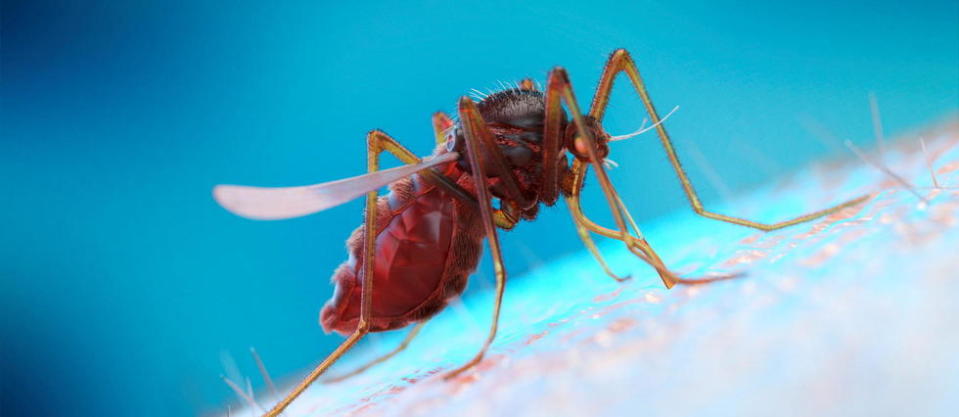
[213,49,870,416]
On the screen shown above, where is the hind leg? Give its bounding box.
[264,130,446,416]
[324,321,428,383]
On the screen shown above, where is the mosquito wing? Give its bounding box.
[213,152,460,220]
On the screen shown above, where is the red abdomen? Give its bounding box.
[320,172,483,335]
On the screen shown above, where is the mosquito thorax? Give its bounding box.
[476,88,549,132]
[451,88,553,174]
[444,88,561,210]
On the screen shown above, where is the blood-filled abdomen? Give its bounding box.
[320,173,483,335]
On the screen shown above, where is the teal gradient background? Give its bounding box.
[2,1,957,416]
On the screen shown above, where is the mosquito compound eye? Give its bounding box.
[573,137,589,157]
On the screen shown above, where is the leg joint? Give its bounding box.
[366,129,386,150]
[355,320,372,333]
[610,48,630,63]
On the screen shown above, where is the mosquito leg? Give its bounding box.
[370,127,525,229]
[568,205,630,282]
[264,130,483,415]
[443,97,510,380]
[544,66,654,282]
[565,159,739,288]
[623,229,741,286]
[547,67,635,240]
[588,49,870,231]
[546,68,664,283]
[265,130,412,416]
[369,129,478,207]
[569,188,737,288]
[454,108,534,209]
[264,330,364,416]
[539,69,571,205]
[563,160,676,288]
[323,321,427,384]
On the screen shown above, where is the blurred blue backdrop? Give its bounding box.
[2,1,957,416]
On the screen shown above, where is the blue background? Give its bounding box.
[2,1,957,416]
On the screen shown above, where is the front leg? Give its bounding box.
[263,130,407,416]
[544,68,663,283]
[589,49,870,231]
[565,158,739,288]
[323,320,428,384]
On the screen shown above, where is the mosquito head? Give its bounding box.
[568,105,680,166]
[565,115,611,163]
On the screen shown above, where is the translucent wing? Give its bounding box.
[213,152,460,220]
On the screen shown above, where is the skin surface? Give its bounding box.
[238,122,959,417]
